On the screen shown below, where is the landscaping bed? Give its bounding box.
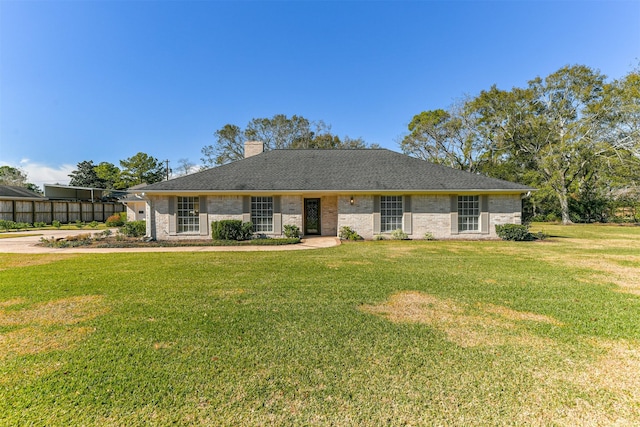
[37,232,300,248]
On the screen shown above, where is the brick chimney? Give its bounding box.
[244,141,264,158]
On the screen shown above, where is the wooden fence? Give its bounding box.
[0,200,125,224]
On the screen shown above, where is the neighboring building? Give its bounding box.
[0,185,44,201]
[44,184,110,202]
[121,184,148,222]
[135,143,534,240]
[0,184,124,224]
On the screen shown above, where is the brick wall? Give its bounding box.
[411,194,454,240]
[209,196,243,221]
[149,193,523,241]
[281,195,303,233]
[337,195,374,239]
[320,196,338,236]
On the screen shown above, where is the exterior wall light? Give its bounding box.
[350,196,354,205]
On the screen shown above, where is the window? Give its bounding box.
[458,195,479,231]
[381,196,403,232]
[251,196,273,232]
[177,196,199,233]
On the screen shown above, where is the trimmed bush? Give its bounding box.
[0,220,16,231]
[283,224,301,238]
[495,224,535,241]
[122,220,146,237]
[391,229,409,240]
[106,214,124,227]
[339,226,361,241]
[211,220,253,241]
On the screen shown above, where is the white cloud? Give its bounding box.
[1,159,74,190]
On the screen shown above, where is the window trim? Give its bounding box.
[177,196,200,234]
[457,195,480,232]
[251,196,274,233]
[380,195,403,233]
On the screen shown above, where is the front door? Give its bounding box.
[304,198,321,235]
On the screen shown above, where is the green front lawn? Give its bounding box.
[1,224,639,425]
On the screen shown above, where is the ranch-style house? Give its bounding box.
[134,142,534,240]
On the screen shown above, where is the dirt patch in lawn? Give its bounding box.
[362,291,640,424]
[0,298,27,308]
[0,295,109,358]
[0,254,80,271]
[0,295,108,326]
[545,254,640,296]
[545,337,640,426]
[360,291,560,348]
[326,260,374,269]
[0,326,95,359]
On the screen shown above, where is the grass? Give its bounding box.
[0,233,43,239]
[0,223,639,425]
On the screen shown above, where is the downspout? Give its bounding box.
[137,192,155,240]
[521,191,532,225]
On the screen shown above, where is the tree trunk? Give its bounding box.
[559,192,572,225]
[557,176,572,224]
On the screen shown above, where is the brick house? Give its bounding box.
[135,142,533,240]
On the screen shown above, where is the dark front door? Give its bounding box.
[304,198,321,235]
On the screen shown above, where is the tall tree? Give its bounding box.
[403,64,639,223]
[602,67,640,160]
[201,124,245,168]
[201,114,371,167]
[68,160,106,188]
[94,162,124,190]
[401,102,485,172]
[0,166,28,187]
[465,66,616,224]
[245,114,315,150]
[176,158,196,176]
[119,153,166,188]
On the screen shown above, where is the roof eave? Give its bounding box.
[135,188,534,196]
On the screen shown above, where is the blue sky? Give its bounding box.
[1,0,638,188]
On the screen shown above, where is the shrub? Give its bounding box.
[495,224,540,241]
[102,229,112,237]
[52,220,62,229]
[106,214,124,227]
[57,233,92,247]
[211,220,253,241]
[339,226,361,241]
[391,229,409,240]
[34,221,47,228]
[75,220,85,228]
[89,221,99,228]
[283,224,301,238]
[122,220,146,237]
[424,232,435,241]
[374,234,385,241]
[0,220,16,231]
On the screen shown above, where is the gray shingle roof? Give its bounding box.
[0,185,44,199]
[140,149,534,193]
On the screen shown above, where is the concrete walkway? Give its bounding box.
[0,229,340,254]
